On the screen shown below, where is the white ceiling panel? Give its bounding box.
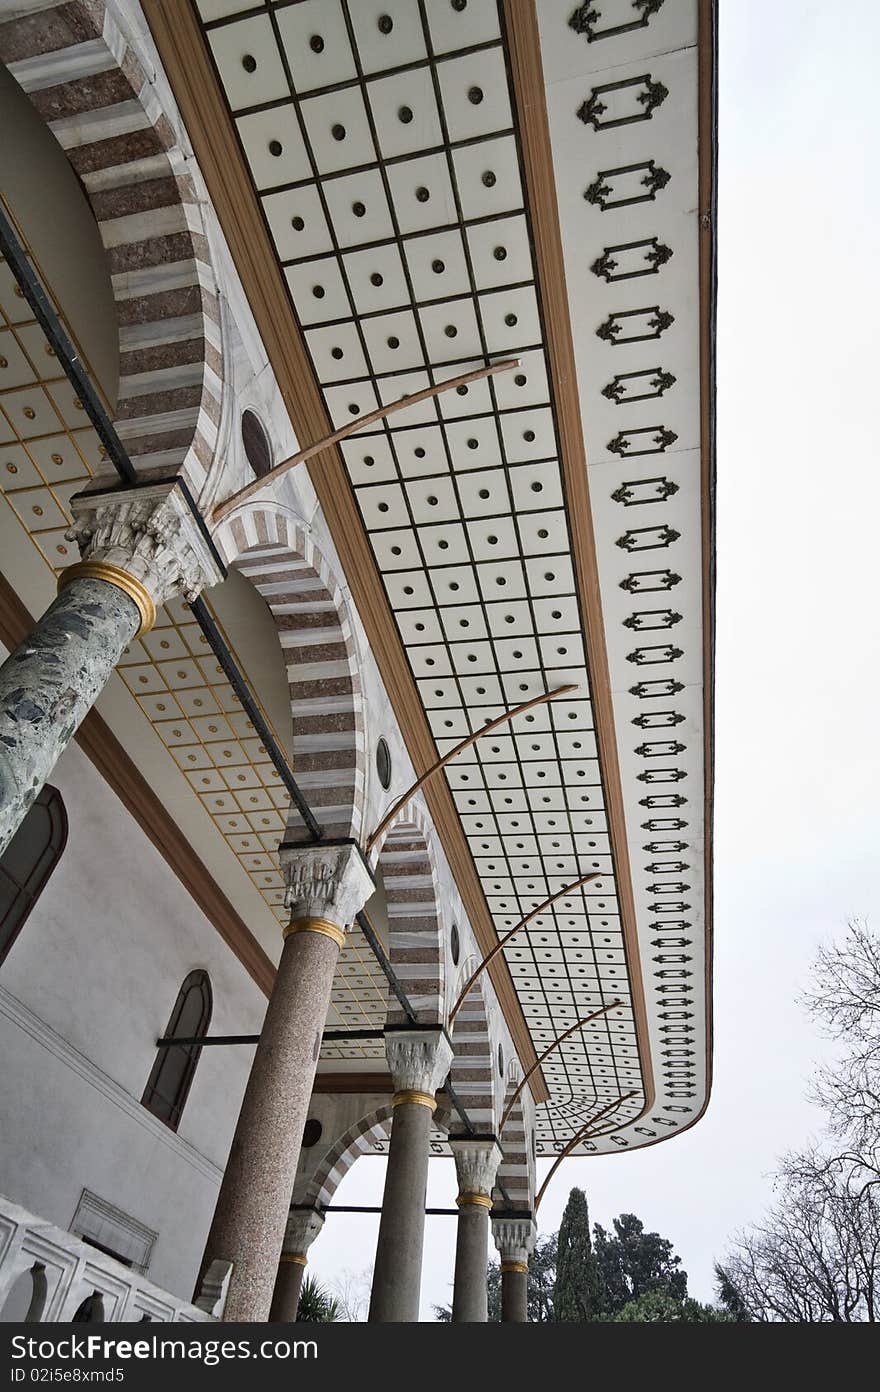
[199,0,714,1157]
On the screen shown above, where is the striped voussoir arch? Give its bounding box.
[373,800,444,1025]
[495,1087,534,1213]
[0,0,221,490]
[298,1106,393,1211]
[448,979,495,1136]
[216,505,366,844]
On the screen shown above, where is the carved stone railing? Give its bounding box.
[0,1195,216,1322]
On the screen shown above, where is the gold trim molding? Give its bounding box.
[279,1253,307,1267]
[500,1261,528,1275]
[58,560,156,637]
[283,916,346,950]
[456,1192,493,1210]
[392,1089,436,1112]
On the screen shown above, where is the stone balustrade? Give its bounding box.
[0,1195,215,1323]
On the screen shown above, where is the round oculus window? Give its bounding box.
[302,1118,323,1148]
[241,409,272,479]
[376,737,392,790]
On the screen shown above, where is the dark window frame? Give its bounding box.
[141,970,212,1132]
[0,784,68,968]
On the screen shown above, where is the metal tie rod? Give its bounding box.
[155,1028,385,1047]
[188,597,321,840]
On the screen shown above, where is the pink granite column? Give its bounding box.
[198,844,373,1322]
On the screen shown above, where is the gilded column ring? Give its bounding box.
[58,560,156,637]
[283,917,346,950]
[456,1192,493,1210]
[391,1089,437,1112]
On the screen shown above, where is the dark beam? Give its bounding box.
[155,1028,385,1048]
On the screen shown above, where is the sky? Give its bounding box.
[309,0,880,1316]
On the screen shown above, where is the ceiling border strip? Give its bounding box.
[499,0,654,1121]
[695,0,718,1131]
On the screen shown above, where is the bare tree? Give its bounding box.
[717,1153,879,1322]
[325,1266,372,1323]
[717,919,880,1320]
[800,918,880,1189]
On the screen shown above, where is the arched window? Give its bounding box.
[141,971,212,1131]
[0,785,67,967]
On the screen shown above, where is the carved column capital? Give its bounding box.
[64,482,223,633]
[450,1136,503,1203]
[279,841,374,939]
[385,1027,454,1100]
[492,1215,537,1268]
[281,1207,324,1261]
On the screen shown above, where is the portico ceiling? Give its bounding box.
[152,0,717,1156]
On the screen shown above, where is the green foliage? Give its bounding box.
[433,1234,557,1323]
[435,1195,701,1323]
[713,1262,753,1321]
[486,1259,500,1321]
[554,1188,603,1322]
[525,1233,558,1323]
[593,1213,688,1316]
[296,1274,340,1323]
[614,1290,732,1322]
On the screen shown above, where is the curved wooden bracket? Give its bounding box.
[212,359,520,524]
[366,684,577,854]
[499,1000,622,1134]
[535,1090,639,1210]
[447,869,603,1027]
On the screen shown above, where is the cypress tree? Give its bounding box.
[554,1187,602,1321]
[593,1214,687,1315]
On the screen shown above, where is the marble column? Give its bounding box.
[0,482,222,854]
[450,1137,502,1323]
[492,1215,536,1323]
[368,1028,453,1323]
[199,843,373,1323]
[269,1208,324,1322]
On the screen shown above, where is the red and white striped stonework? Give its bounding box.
[374,803,445,1027]
[299,1106,393,1212]
[495,1088,534,1213]
[217,505,366,846]
[449,981,496,1136]
[0,0,222,491]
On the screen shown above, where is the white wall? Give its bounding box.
[0,738,267,1301]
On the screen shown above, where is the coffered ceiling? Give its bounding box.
[169,0,717,1156]
[175,0,716,1157]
